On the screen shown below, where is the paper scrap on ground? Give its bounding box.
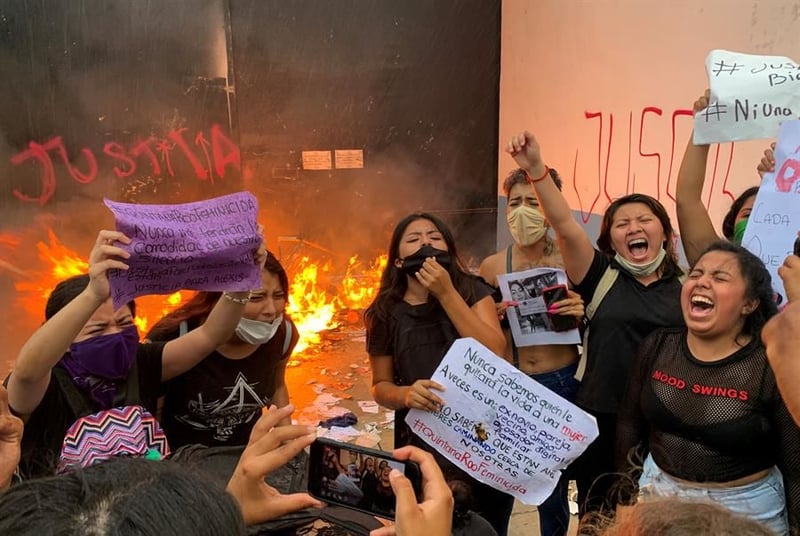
[357,401,380,414]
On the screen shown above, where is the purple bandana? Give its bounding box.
[59,325,140,408]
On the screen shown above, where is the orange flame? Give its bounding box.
[12,229,182,338]
[9,230,387,357]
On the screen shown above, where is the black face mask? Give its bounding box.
[398,244,451,276]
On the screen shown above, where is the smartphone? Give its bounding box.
[307,437,422,520]
[541,284,578,332]
[794,236,800,257]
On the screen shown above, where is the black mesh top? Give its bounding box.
[616,328,800,526]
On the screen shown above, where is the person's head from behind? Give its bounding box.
[597,194,677,272]
[596,497,772,535]
[722,186,759,244]
[682,241,776,344]
[503,167,563,247]
[0,457,245,536]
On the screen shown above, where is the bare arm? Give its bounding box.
[161,231,267,381]
[506,131,595,284]
[8,230,131,417]
[478,254,499,287]
[160,292,249,381]
[271,357,291,426]
[764,256,800,426]
[676,91,718,266]
[371,355,410,410]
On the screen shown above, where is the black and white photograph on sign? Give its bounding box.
[497,268,581,347]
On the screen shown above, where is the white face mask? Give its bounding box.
[614,248,667,277]
[235,315,283,345]
[506,205,548,246]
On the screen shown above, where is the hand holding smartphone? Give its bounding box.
[307,438,422,520]
[541,284,579,332]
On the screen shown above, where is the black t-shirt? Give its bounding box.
[616,328,800,526]
[159,318,298,448]
[15,342,164,479]
[366,276,494,449]
[573,250,684,413]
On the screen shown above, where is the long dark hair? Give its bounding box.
[364,213,476,326]
[146,251,289,341]
[596,193,682,277]
[721,186,759,241]
[45,274,136,320]
[694,241,777,341]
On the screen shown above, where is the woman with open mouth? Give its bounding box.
[616,241,798,535]
[505,131,686,523]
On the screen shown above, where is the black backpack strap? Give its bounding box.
[281,319,293,358]
[115,359,141,407]
[52,367,94,418]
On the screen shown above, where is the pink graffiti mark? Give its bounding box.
[775,147,800,192]
[9,124,240,205]
[626,112,633,195]
[720,143,736,203]
[574,106,738,219]
[574,111,605,224]
[664,109,694,203]
[703,142,737,207]
[638,107,663,200]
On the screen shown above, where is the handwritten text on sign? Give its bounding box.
[406,338,598,505]
[694,50,800,144]
[105,191,262,310]
[741,121,800,303]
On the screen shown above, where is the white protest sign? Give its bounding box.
[406,338,598,505]
[759,120,800,194]
[741,191,799,304]
[497,268,580,346]
[694,49,800,144]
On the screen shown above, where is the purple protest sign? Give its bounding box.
[104,191,262,310]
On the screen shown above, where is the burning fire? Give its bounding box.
[12,229,183,335]
[10,229,386,356]
[286,254,387,354]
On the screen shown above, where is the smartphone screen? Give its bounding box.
[307,438,422,520]
[541,284,577,332]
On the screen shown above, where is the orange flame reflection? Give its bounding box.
[12,229,183,336]
[12,230,386,357]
